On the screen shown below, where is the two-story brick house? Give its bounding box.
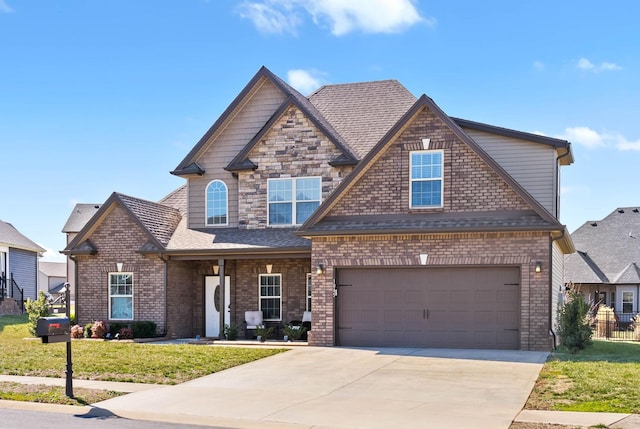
[63,66,574,350]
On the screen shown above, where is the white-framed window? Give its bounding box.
[109,272,133,320]
[206,180,228,226]
[268,177,321,225]
[306,273,312,311]
[622,290,634,314]
[410,150,443,208]
[259,274,281,320]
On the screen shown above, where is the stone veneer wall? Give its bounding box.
[237,106,352,229]
[310,232,553,351]
[75,204,166,335]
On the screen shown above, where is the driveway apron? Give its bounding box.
[94,347,547,429]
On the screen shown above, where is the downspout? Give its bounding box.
[70,255,78,323]
[549,227,568,350]
[159,254,169,337]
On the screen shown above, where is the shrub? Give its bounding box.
[132,321,157,338]
[91,320,108,339]
[254,324,273,341]
[117,327,134,339]
[283,323,307,341]
[24,291,51,336]
[70,324,84,339]
[223,323,238,340]
[557,291,593,353]
[109,322,130,337]
[83,323,93,338]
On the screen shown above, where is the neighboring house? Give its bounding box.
[0,220,45,312]
[38,261,67,297]
[564,207,640,323]
[61,204,101,303]
[63,66,574,351]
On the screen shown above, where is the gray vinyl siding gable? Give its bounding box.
[187,80,287,229]
[463,128,557,216]
[8,247,38,301]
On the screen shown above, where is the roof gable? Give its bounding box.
[299,94,566,237]
[0,220,45,253]
[63,193,182,254]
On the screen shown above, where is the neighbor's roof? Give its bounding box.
[39,261,66,278]
[0,220,45,253]
[62,204,102,233]
[565,207,640,284]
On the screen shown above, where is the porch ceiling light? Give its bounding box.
[212,265,219,275]
[316,263,324,275]
[535,261,542,273]
[266,264,273,274]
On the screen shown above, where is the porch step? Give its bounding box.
[0,297,22,316]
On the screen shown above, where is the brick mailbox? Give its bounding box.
[36,317,71,343]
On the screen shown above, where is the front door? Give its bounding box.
[205,276,230,338]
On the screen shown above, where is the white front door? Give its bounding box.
[205,276,230,338]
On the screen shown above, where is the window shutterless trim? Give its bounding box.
[409,149,444,209]
[205,179,229,226]
[258,273,282,321]
[267,177,321,226]
[108,272,134,321]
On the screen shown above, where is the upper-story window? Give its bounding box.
[410,150,443,208]
[206,180,228,226]
[268,177,321,225]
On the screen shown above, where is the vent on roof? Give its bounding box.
[591,222,598,227]
[634,209,639,213]
[618,209,625,213]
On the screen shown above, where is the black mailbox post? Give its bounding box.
[36,317,70,343]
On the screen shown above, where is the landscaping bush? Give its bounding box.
[83,322,93,338]
[24,291,51,336]
[283,323,307,341]
[91,320,108,339]
[557,291,593,353]
[132,321,157,338]
[254,324,274,341]
[117,327,134,339]
[70,324,84,339]
[109,322,130,337]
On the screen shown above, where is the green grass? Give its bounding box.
[0,314,287,404]
[527,340,640,413]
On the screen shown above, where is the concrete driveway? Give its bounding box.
[93,347,547,429]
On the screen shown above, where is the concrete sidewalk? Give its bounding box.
[515,410,640,428]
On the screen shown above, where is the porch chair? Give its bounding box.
[244,310,263,338]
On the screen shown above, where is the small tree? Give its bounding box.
[557,291,592,353]
[24,291,51,336]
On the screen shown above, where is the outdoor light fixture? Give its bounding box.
[535,261,542,273]
[316,263,324,275]
[116,262,123,272]
[212,265,219,275]
[266,264,273,274]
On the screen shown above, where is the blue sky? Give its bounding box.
[1,1,638,262]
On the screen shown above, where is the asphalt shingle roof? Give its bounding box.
[62,204,102,233]
[117,194,183,248]
[565,207,640,284]
[308,80,417,159]
[0,220,45,252]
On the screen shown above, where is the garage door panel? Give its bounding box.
[337,267,520,349]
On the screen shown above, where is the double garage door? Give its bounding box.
[336,266,520,349]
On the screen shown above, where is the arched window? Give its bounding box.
[206,180,228,226]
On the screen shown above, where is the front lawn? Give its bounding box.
[0,314,287,405]
[526,340,640,413]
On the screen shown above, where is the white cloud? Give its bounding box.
[39,245,67,263]
[577,57,622,73]
[238,0,430,36]
[557,126,640,152]
[237,1,302,35]
[287,69,326,94]
[0,0,13,13]
[532,61,545,71]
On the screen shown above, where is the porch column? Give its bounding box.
[218,258,225,338]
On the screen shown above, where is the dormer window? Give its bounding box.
[268,177,321,225]
[410,150,443,208]
[206,180,228,226]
